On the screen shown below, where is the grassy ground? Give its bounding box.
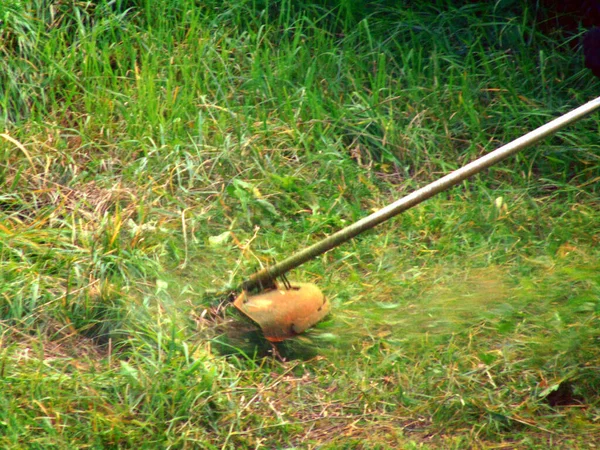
[1,0,599,448]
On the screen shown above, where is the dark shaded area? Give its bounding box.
[210,319,322,360]
[543,381,585,407]
[584,27,600,76]
[538,0,600,79]
[539,0,600,29]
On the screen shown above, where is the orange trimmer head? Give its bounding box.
[233,281,330,342]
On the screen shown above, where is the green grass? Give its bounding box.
[1,0,599,447]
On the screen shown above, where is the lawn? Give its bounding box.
[1,1,599,448]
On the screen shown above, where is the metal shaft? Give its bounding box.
[244,96,600,291]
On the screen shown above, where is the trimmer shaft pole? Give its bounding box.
[244,96,600,292]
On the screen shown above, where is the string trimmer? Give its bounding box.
[227,96,600,342]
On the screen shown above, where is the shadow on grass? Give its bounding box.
[210,324,323,361]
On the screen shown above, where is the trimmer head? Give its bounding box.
[233,281,330,342]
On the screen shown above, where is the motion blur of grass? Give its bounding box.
[1,0,599,447]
